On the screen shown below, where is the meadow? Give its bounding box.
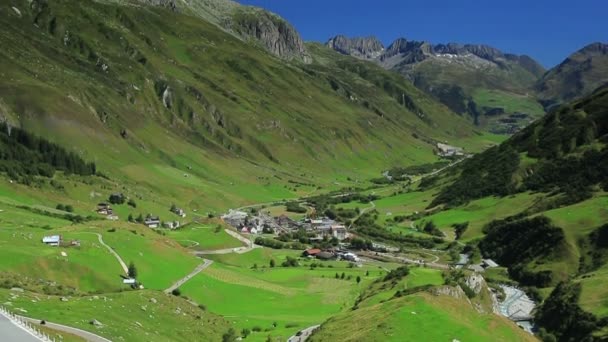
[165,223,245,251]
[0,289,230,342]
[180,248,399,341]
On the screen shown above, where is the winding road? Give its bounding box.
[0,308,43,342]
[18,316,111,342]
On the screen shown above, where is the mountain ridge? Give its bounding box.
[537,42,608,108]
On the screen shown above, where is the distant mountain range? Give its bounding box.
[326,35,608,134]
[325,35,546,133]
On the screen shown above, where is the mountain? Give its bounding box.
[326,35,384,59]
[115,0,312,63]
[537,42,608,108]
[326,35,547,134]
[0,0,486,212]
[419,86,608,340]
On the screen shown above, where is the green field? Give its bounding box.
[0,289,230,342]
[165,223,245,251]
[181,249,393,341]
[414,192,540,240]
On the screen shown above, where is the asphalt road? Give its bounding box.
[287,324,320,342]
[19,316,112,342]
[0,312,43,342]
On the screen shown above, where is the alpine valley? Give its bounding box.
[0,1,606,342]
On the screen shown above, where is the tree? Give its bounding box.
[356,276,361,284]
[269,259,276,268]
[241,328,251,338]
[128,214,134,222]
[341,272,345,279]
[170,203,177,212]
[453,222,469,240]
[335,273,339,279]
[222,328,237,342]
[109,193,125,205]
[128,261,138,279]
[136,214,144,223]
[171,288,181,296]
[252,263,258,270]
[127,199,137,208]
[56,204,65,211]
[65,205,74,213]
[365,270,369,276]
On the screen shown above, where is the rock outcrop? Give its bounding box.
[326,35,384,59]
[229,8,311,63]
[130,0,311,63]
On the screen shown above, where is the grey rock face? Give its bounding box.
[326,35,384,59]
[136,0,178,11]
[129,0,311,63]
[230,9,311,63]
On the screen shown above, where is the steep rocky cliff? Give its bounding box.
[128,0,311,63]
[229,8,311,63]
[326,35,384,59]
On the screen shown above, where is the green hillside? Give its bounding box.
[0,0,489,215]
[397,86,608,340]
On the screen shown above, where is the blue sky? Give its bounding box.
[237,0,607,68]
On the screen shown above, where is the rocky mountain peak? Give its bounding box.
[326,35,385,59]
[129,0,311,63]
[230,8,311,63]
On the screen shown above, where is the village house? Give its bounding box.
[437,143,464,157]
[275,214,297,229]
[144,216,161,228]
[162,221,180,230]
[123,278,136,285]
[96,203,113,216]
[222,210,248,227]
[303,248,321,257]
[42,235,62,247]
[171,206,187,218]
[240,227,258,234]
[331,225,347,241]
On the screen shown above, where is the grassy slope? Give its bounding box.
[0,0,484,216]
[181,249,397,341]
[0,289,231,342]
[310,284,534,342]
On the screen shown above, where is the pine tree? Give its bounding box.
[128,261,138,279]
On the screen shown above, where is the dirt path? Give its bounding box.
[93,233,129,275]
[164,259,213,294]
[76,232,128,275]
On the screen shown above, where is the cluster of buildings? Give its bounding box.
[303,248,360,262]
[221,210,349,241]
